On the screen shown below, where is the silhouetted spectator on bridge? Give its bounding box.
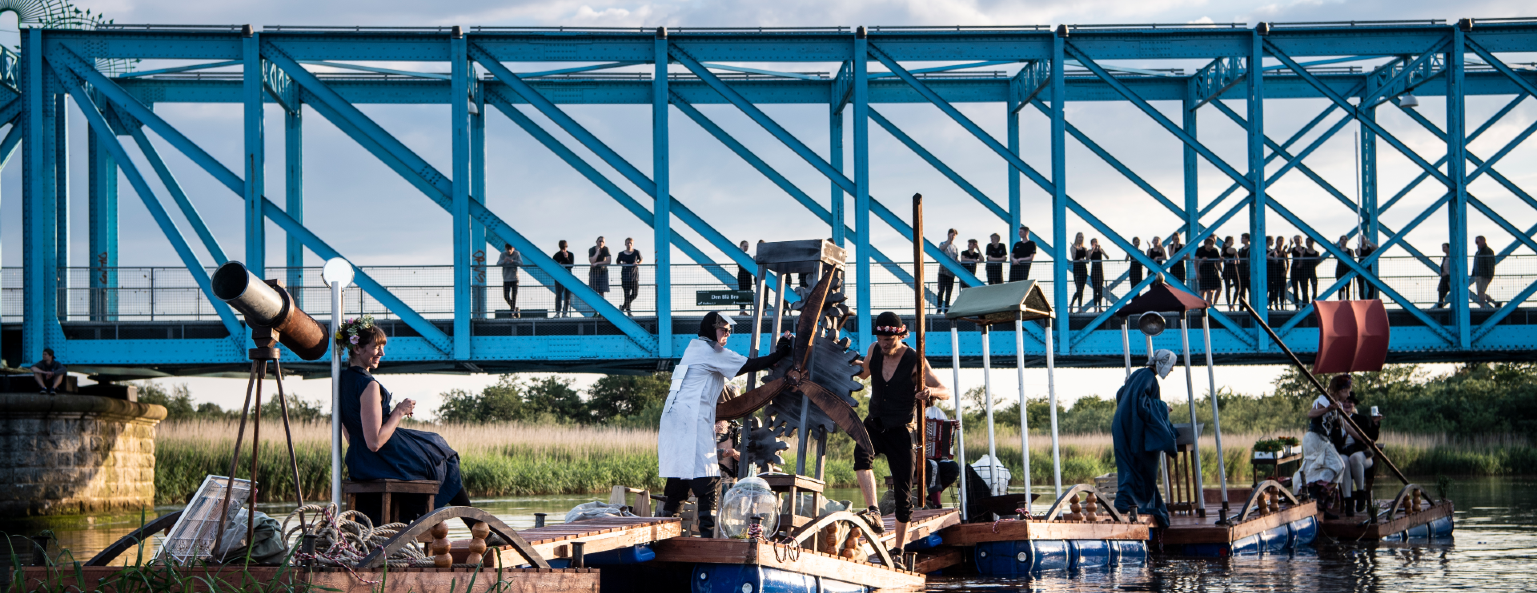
[589,236,612,300]
[1436,243,1451,309]
[1473,235,1498,309]
[617,238,643,315]
[31,348,66,395]
[1305,238,1323,302]
[1146,236,1167,291]
[1221,236,1239,311]
[1235,234,1252,307]
[497,244,521,317]
[985,233,1007,285]
[553,240,575,317]
[1089,238,1107,312]
[737,240,754,313]
[1070,232,1088,311]
[1194,236,1221,306]
[1128,237,1144,291]
[1168,233,1187,286]
[1010,225,1037,282]
[1268,236,1287,310]
[1335,235,1354,301]
[938,229,961,313]
[1356,237,1378,300]
[1289,235,1308,307]
[960,239,982,277]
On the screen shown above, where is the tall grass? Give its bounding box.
[155,420,1537,505]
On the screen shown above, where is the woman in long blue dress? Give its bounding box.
[337,318,469,523]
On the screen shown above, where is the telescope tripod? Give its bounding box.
[210,320,310,561]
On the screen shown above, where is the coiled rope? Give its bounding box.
[280,503,442,582]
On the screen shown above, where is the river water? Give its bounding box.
[5,477,1533,592]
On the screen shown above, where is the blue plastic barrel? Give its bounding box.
[582,544,656,566]
[1288,516,1317,546]
[1069,540,1111,569]
[1259,524,1290,554]
[1108,540,1147,565]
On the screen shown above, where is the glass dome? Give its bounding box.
[718,477,780,539]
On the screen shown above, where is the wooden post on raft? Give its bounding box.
[912,193,928,507]
[1237,298,1409,485]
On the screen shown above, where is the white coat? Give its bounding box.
[657,338,748,479]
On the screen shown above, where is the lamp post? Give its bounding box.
[322,257,355,509]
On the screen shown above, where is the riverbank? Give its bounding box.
[154,420,1535,504]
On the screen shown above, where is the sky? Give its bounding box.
[0,0,1521,417]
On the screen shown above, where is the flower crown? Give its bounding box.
[335,315,377,349]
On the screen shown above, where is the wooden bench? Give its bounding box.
[343,479,438,525]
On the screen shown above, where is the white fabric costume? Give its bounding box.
[657,338,748,479]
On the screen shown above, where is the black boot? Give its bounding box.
[1343,493,1355,517]
[1354,490,1368,516]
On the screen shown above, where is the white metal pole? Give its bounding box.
[1148,332,1171,501]
[1015,319,1032,509]
[1121,318,1132,379]
[330,279,343,509]
[1179,312,1205,515]
[1203,310,1230,514]
[950,326,968,521]
[1045,319,1062,500]
[980,326,999,495]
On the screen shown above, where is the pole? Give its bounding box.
[980,325,999,495]
[1202,310,1230,518]
[912,193,928,507]
[1238,299,1410,484]
[950,326,967,521]
[1148,331,1171,499]
[1179,312,1205,517]
[1121,318,1132,379]
[1045,318,1062,500]
[330,279,343,509]
[1015,319,1032,509]
[747,264,768,389]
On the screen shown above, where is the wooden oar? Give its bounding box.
[1237,298,1409,485]
[912,193,929,502]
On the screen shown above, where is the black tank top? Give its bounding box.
[870,347,919,425]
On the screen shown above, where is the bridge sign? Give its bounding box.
[696,290,754,306]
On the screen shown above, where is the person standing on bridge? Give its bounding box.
[497,244,521,317]
[30,348,67,395]
[960,239,982,278]
[1128,237,1144,295]
[985,233,1007,285]
[1010,225,1037,282]
[1112,349,1179,528]
[617,238,643,315]
[1196,236,1222,306]
[1473,235,1499,309]
[1335,235,1355,301]
[1089,238,1107,312]
[1236,234,1252,308]
[657,312,792,538]
[853,312,951,565]
[938,229,961,314]
[588,237,612,304]
[553,240,576,317]
[1070,232,1088,311]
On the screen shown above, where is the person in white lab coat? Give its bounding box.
[658,311,791,537]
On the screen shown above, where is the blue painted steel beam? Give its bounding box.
[471,83,488,319]
[22,28,54,363]
[480,87,738,290]
[468,43,763,285]
[127,125,230,264]
[52,62,247,350]
[1448,26,1471,347]
[1049,33,1068,353]
[867,108,1010,223]
[259,41,652,350]
[452,33,472,359]
[116,60,242,78]
[1028,100,1185,221]
[829,99,844,247]
[244,32,266,277]
[49,42,456,354]
[854,31,871,349]
[55,94,70,311]
[1247,30,1269,347]
[655,30,673,358]
[86,129,117,322]
[285,105,304,306]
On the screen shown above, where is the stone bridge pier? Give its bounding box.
[0,393,166,516]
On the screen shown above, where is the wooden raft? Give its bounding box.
[1158,501,1317,545]
[459,516,683,564]
[14,566,600,593]
[1319,500,1454,540]
[940,518,1150,546]
[651,537,925,591]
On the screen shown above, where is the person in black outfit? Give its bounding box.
[589,236,612,299]
[1289,236,1308,307]
[938,229,961,313]
[1089,238,1107,312]
[1146,236,1167,289]
[1335,394,1381,517]
[553,240,576,317]
[854,312,951,563]
[984,233,1007,285]
[1010,226,1037,282]
[1268,236,1287,309]
[616,237,643,315]
[1473,235,1498,308]
[1221,236,1239,310]
[1435,242,1451,308]
[1356,237,1378,300]
[1335,236,1354,301]
[1070,232,1088,311]
[1304,238,1323,302]
[736,240,754,313]
[1196,236,1222,306]
[961,239,982,276]
[30,348,66,394]
[1167,232,1186,287]
[1128,237,1144,290]
[1235,234,1251,308]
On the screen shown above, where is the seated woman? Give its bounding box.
[1301,374,1366,519]
[338,316,470,525]
[1334,394,1380,517]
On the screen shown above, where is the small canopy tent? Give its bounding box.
[946,281,1058,516]
[1113,280,1232,519]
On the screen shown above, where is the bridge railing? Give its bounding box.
[2,255,1531,323]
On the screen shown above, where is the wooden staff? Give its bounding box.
[1238,298,1408,485]
[912,193,928,505]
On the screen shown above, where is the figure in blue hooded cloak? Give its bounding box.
[1112,349,1179,527]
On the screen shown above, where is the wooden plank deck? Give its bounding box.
[652,537,925,591]
[1318,500,1453,541]
[459,516,683,565]
[1158,501,1317,545]
[15,566,601,593]
[939,518,1149,546]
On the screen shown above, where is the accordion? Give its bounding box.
[924,417,959,460]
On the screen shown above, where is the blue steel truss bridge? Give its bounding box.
[4,19,1537,378]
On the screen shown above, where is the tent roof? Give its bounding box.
[1114,281,1209,317]
[945,280,1053,325]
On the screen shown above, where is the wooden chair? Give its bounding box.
[343,480,438,526]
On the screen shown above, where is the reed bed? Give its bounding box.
[153,420,1536,505]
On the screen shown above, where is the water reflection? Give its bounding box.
[3,478,1532,592]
